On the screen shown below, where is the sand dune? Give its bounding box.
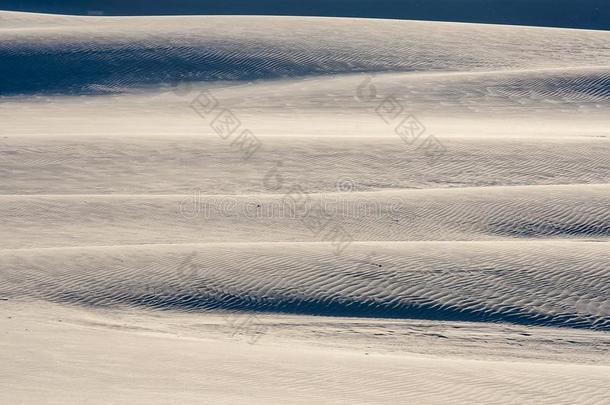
[0,184,608,249]
[2,301,610,405]
[3,13,610,95]
[1,137,608,194]
[1,241,608,330]
[1,11,609,404]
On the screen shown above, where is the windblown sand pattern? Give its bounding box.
[1,11,609,404]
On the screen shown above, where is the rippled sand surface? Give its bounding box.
[1,11,609,404]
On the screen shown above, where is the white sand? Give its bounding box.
[1,11,609,404]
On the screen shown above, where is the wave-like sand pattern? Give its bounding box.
[1,13,609,331]
[1,137,609,194]
[2,11,610,403]
[2,13,610,95]
[0,184,608,249]
[1,242,608,330]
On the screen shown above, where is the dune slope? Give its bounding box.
[1,11,609,404]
